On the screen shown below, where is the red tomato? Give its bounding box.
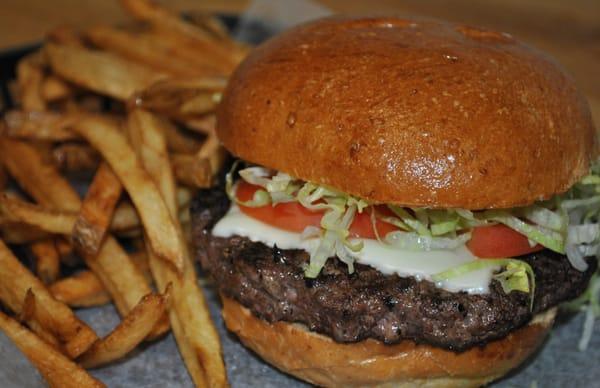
[236,181,397,239]
[467,224,544,258]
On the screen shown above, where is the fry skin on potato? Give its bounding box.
[78,286,170,368]
[30,239,61,285]
[72,115,185,273]
[0,239,98,358]
[128,108,228,387]
[0,311,105,388]
[72,162,123,256]
[50,270,111,308]
[0,140,152,317]
[46,43,166,100]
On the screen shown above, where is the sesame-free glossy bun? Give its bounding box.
[222,296,556,388]
[217,16,597,209]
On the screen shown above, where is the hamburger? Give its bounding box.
[191,16,599,387]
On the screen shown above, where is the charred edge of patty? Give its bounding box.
[190,186,597,351]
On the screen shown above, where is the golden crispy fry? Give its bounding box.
[16,52,46,111]
[0,239,97,358]
[86,26,217,77]
[54,237,81,267]
[31,239,61,285]
[79,287,170,368]
[197,132,227,176]
[3,110,80,141]
[0,223,49,244]
[129,108,228,387]
[182,114,216,134]
[53,143,101,172]
[41,75,75,102]
[73,162,123,256]
[127,109,178,215]
[46,43,166,100]
[47,25,85,47]
[72,115,185,273]
[0,194,150,316]
[137,30,227,72]
[171,153,212,188]
[120,0,240,71]
[131,77,225,120]
[110,200,141,232]
[19,289,62,348]
[163,120,203,154]
[0,311,105,388]
[0,194,76,234]
[0,140,152,316]
[50,270,111,308]
[0,138,81,212]
[187,12,232,41]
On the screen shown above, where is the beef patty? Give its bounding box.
[191,186,596,351]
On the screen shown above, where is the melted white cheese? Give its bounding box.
[213,204,497,294]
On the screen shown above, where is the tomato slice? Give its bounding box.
[467,224,544,258]
[237,181,544,256]
[236,181,397,239]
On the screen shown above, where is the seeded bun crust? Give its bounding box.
[222,296,556,388]
[217,16,597,209]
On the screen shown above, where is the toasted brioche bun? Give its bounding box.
[217,16,597,209]
[222,296,556,387]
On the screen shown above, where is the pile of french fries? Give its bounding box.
[0,0,248,386]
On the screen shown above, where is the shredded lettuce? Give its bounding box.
[225,161,600,289]
[432,259,535,309]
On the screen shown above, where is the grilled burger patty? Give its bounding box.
[191,187,596,351]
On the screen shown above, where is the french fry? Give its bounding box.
[196,132,227,176]
[78,287,170,368]
[47,25,85,47]
[86,26,217,77]
[16,52,46,111]
[54,237,81,267]
[53,142,101,172]
[19,288,61,348]
[127,109,178,214]
[182,114,216,135]
[0,223,49,244]
[110,200,141,232]
[50,271,111,308]
[73,162,123,256]
[0,311,105,388]
[187,12,232,42]
[0,138,81,212]
[129,108,227,387]
[41,75,75,102]
[163,119,203,154]
[0,239,97,358]
[0,194,76,234]
[30,239,61,285]
[171,153,212,188]
[3,110,80,141]
[0,140,152,317]
[46,43,166,100]
[119,0,240,71]
[71,115,185,273]
[131,77,225,120]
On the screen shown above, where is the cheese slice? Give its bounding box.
[213,204,498,294]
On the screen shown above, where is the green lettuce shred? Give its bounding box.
[432,259,535,309]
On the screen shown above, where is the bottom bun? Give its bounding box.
[222,296,556,387]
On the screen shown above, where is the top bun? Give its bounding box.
[217,16,597,209]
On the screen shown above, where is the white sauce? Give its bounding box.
[213,204,498,294]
